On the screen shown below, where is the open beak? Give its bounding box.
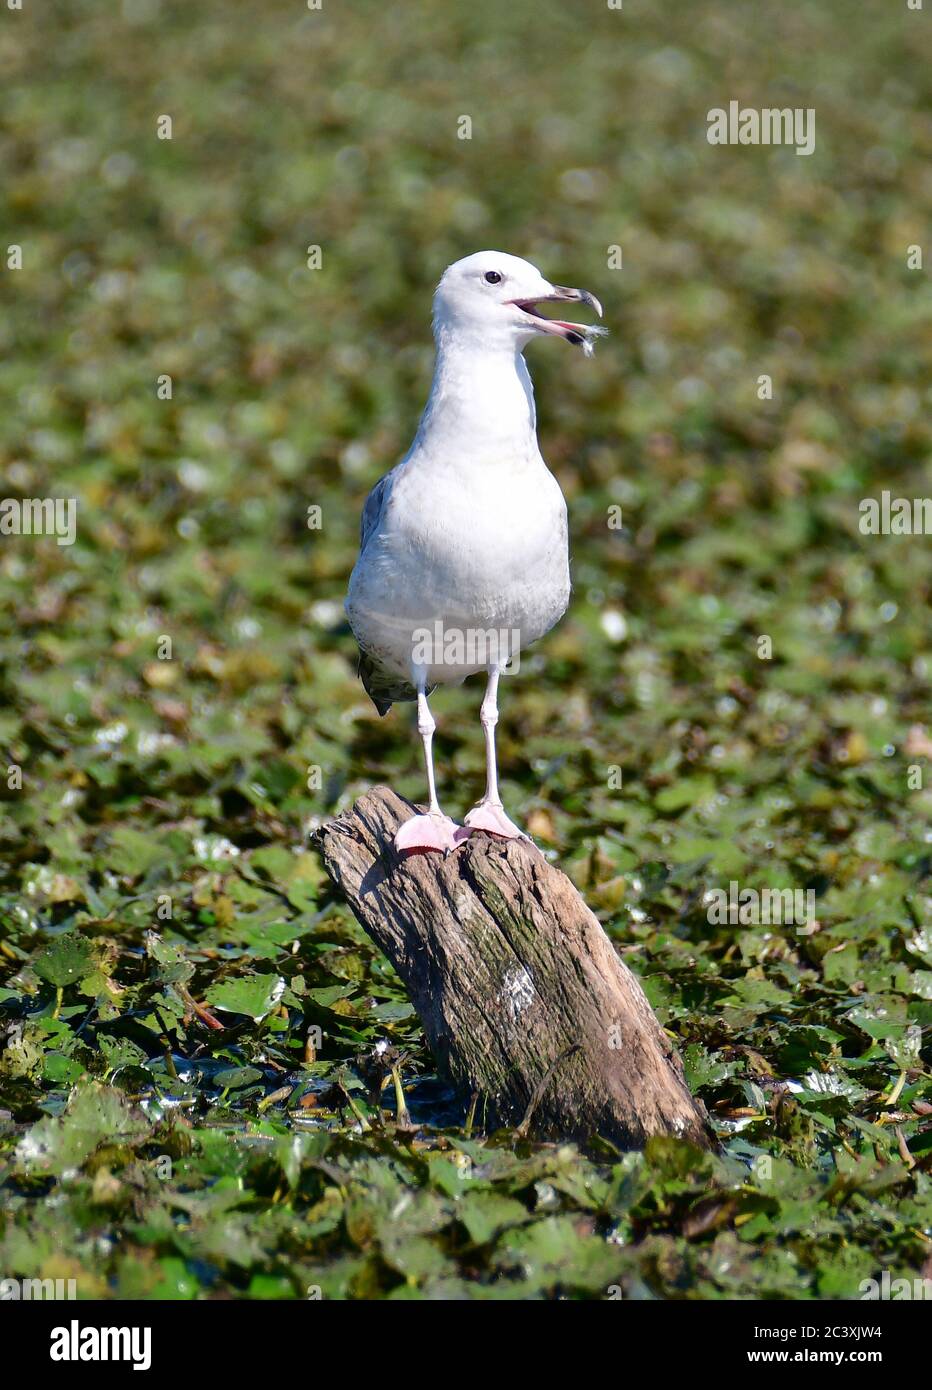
[508,285,606,353]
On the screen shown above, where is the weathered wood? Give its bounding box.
[315,787,712,1151]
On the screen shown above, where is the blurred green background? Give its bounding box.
[0,0,930,1300]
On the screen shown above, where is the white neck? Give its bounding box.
[412,327,538,462]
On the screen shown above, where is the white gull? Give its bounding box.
[346,250,605,853]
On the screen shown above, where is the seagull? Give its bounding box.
[346,251,605,854]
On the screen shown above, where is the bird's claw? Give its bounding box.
[463,801,528,840]
[394,812,463,856]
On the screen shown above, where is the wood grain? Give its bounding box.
[315,786,712,1150]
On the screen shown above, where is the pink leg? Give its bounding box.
[463,668,527,840]
[394,687,463,855]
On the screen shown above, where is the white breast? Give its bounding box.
[347,447,570,685]
[346,335,573,688]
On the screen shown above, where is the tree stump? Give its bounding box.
[315,787,712,1151]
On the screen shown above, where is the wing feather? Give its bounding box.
[350,466,423,714]
[359,469,394,552]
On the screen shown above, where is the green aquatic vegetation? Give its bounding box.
[0,0,930,1299]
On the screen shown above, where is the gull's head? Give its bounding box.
[433,251,606,357]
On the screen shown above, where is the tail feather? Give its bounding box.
[357,648,427,716]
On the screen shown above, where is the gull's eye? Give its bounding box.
[483,271,503,285]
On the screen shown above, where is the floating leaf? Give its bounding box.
[205,974,286,1021]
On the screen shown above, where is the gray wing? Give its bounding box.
[359,468,395,553]
[350,465,422,715]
